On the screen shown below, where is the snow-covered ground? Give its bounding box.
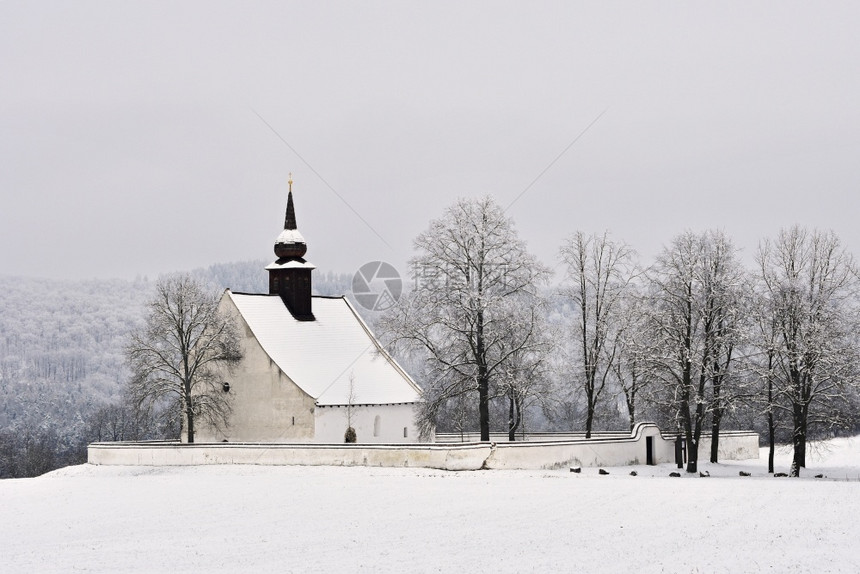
[2,438,859,573]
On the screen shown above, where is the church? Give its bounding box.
[193,180,424,443]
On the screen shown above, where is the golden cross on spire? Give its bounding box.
[288,172,293,193]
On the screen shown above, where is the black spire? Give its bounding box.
[284,190,298,230]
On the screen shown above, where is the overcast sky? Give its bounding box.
[2,2,859,283]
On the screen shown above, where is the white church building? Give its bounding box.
[193,180,424,444]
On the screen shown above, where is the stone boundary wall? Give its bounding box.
[88,423,759,471]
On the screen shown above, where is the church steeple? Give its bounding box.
[266,175,315,320]
[274,174,307,259]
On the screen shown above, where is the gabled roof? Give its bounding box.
[225,291,422,406]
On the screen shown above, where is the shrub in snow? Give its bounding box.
[669,472,681,477]
[598,468,609,475]
[570,466,581,473]
[344,427,357,443]
[739,471,751,477]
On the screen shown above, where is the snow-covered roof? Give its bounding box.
[226,291,422,406]
[264,259,316,270]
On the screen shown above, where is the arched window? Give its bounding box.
[373,415,381,437]
[403,427,408,438]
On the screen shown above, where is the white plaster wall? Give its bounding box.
[194,296,317,443]
[313,403,422,444]
[89,424,759,471]
[485,424,676,469]
[695,433,760,462]
[88,442,492,470]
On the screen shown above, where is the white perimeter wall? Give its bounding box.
[89,423,759,471]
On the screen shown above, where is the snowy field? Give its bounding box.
[2,438,859,573]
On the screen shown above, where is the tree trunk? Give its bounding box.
[478,372,489,442]
[709,358,726,463]
[585,394,594,439]
[767,350,775,474]
[790,402,807,477]
[626,396,635,432]
[508,394,517,442]
[183,380,195,444]
[476,310,490,442]
[709,388,723,463]
[680,287,698,474]
[709,410,722,464]
[680,389,697,474]
[768,414,775,474]
[685,434,698,474]
[185,402,195,444]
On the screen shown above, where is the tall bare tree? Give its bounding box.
[126,274,242,443]
[643,230,744,473]
[701,234,747,463]
[560,231,636,438]
[749,294,783,473]
[383,196,550,441]
[611,283,651,431]
[494,305,554,441]
[757,226,860,476]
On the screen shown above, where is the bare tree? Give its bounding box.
[344,372,357,443]
[559,231,636,438]
[611,283,651,431]
[494,304,554,440]
[126,274,242,443]
[643,230,744,473]
[757,226,860,476]
[749,295,783,473]
[383,196,551,441]
[693,233,749,463]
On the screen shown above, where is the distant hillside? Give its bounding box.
[190,260,354,298]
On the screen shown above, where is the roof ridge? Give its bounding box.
[226,292,347,299]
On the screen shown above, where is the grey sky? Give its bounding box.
[2,2,859,282]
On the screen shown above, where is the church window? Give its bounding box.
[373,415,381,437]
[403,427,408,438]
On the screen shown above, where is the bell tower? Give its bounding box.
[266,175,315,320]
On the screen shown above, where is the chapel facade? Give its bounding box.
[191,179,424,443]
